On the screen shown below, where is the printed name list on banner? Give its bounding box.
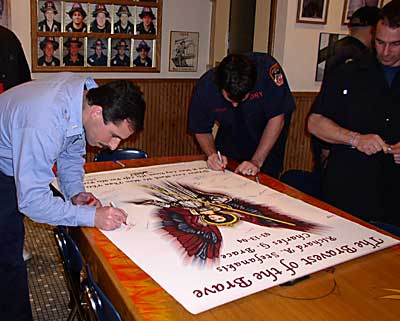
[82,160,399,314]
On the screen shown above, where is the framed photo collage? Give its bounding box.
[31,0,162,72]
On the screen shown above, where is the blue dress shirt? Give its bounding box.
[0,72,96,226]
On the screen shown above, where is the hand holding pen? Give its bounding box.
[217,151,226,172]
[206,151,227,171]
[94,201,128,231]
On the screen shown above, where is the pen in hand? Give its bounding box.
[217,150,225,172]
[109,201,127,225]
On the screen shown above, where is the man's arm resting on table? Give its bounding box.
[195,132,227,170]
[235,114,285,175]
[308,113,388,155]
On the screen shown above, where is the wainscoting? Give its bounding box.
[91,79,317,173]
[91,79,201,160]
[284,92,317,172]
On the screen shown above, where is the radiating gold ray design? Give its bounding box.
[380,288,400,300]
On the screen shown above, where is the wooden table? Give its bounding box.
[72,155,400,321]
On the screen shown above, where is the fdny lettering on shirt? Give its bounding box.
[248,91,263,100]
[213,90,263,113]
[269,63,284,87]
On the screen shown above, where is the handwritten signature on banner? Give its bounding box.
[84,161,400,314]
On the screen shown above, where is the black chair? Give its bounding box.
[280,169,321,199]
[82,264,122,321]
[53,226,86,321]
[50,183,65,200]
[93,148,148,162]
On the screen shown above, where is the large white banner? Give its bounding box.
[83,160,399,314]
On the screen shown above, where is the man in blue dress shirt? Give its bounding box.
[0,72,146,321]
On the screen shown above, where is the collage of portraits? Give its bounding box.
[32,0,161,71]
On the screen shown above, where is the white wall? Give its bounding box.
[10,0,212,79]
[10,1,391,89]
[275,0,391,92]
[210,0,273,66]
[275,0,348,91]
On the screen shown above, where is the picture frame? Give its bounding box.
[296,0,329,24]
[133,39,154,67]
[135,6,157,35]
[110,38,132,67]
[169,31,199,72]
[0,0,10,27]
[342,0,384,25]
[315,32,347,81]
[37,36,62,67]
[87,37,109,67]
[30,0,162,73]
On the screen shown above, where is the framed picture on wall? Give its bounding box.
[169,31,199,72]
[30,0,163,73]
[315,32,347,81]
[133,39,154,67]
[37,36,61,67]
[0,0,10,27]
[296,0,330,24]
[342,0,384,25]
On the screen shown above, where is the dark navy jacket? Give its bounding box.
[188,52,295,177]
[313,53,400,224]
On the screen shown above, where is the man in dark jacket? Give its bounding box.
[323,5,381,80]
[189,53,295,179]
[0,25,31,93]
[308,1,400,233]
[136,7,156,34]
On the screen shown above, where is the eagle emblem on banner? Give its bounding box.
[132,182,320,262]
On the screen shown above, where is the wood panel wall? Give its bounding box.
[284,92,317,172]
[88,79,201,161]
[90,79,317,173]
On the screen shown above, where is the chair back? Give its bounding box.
[94,148,148,162]
[280,170,321,199]
[82,264,122,321]
[53,226,85,321]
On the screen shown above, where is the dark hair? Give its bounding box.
[348,6,381,28]
[380,0,400,28]
[214,54,257,102]
[86,80,146,132]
